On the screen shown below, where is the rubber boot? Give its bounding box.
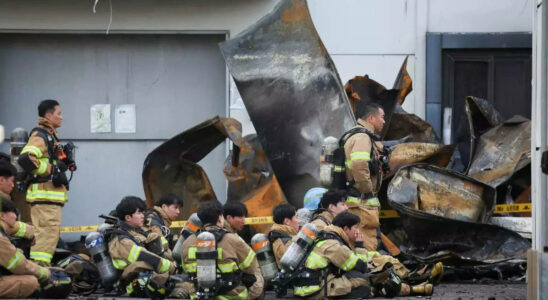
[399,282,434,296]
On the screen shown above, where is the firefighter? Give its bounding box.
[144,193,182,257]
[268,203,300,265]
[0,157,35,247]
[180,200,264,299]
[18,100,69,266]
[294,212,435,299]
[344,102,388,252]
[107,196,177,297]
[222,201,247,235]
[0,198,52,298]
[310,190,348,231]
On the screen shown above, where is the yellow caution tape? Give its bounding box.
[494,203,532,214]
[59,204,532,233]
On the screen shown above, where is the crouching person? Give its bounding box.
[268,204,300,265]
[107,196,177,297]
[181,200,264,299]
[0,198,71,299]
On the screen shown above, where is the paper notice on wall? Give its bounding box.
[90,104,111,133]
[115,104,136,133]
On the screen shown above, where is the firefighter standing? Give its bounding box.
[0,198,50,298]
[181,200,264,299]
[17,100,70,266]
[107,196,176,296]
[344,102,386,252]
[144,193,182,258]
[268,203,300,265]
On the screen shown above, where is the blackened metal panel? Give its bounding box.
[219,0,355,206]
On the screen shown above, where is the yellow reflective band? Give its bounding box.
[218,248,223,260]
[316,240,327,248]
[126,282,134,295]
[158,258,171,273]
[350,151,371,161]
[6,251,23,270]
[161,236,168,246]
[38,266,48,280]
[34,159,48,175]
[147,283,166,295]
[341,253,359,271]
[346,196,361,204]
[367,251,379,260]
[365,197,380,207]
[30,251,52,263]
[305,251,328,269]
[188,247,196,259]
[218,288,248,300]
[239,249,256,270]
[183,262,197,273]
[294,285,321,296]
[14,222,27,238]
[112,259,128,270]
[218,261,239,273]
[356,253,368,262]
[21,146,43,158]
[333,165,345,172]
[128,245,142,263]
[27,185,68,202]
[345,160,351,168]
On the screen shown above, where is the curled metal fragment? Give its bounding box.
[468,116,531,188]
[224,134,287,233]
[385,112,441,143]
[388,143,455,175]
[455,96,504,172]
[219,0,355,206]
[387,164,529,264]
[142,117,245,220]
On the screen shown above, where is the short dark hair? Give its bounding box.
[0,162,16,178]
[272,204,296,225]
[355,102,383,120]
[197,200,223,225]
[223,201,247,218]
[332,212,360,229]
[155,193,183,207]
[320,190,346,209]
[38,99,60,117]
[0,198,17,213]
[115,196,146,220]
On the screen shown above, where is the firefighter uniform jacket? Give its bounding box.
[144,206,174,259]
[20,118,68,205]
[0,192,34,240]
[268,223,297,265]
[344,119,384,251]
[222,217,237,234]
[0,224,49,281]
[107,223,174,277]
[310,210,334,232]
[181,224,264,300]
[293,225,370,298]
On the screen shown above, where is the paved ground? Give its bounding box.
[260,283,526,300]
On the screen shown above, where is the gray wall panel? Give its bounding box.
[0,33,227,240]
[0,33,226,139]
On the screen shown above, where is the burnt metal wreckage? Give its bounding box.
[142,0,530,282]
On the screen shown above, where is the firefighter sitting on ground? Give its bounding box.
[294,212,435,299]
[223,201,247,235]
[0,161,35,245]
[311,190,444,290]
[0,198,72,299]
[310,190,348,231]
[107,196,178,297]
[181,200,264,299]
[268,203,300,265]
[144,193,183,259]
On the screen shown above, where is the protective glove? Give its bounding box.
[52,162,69,187]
